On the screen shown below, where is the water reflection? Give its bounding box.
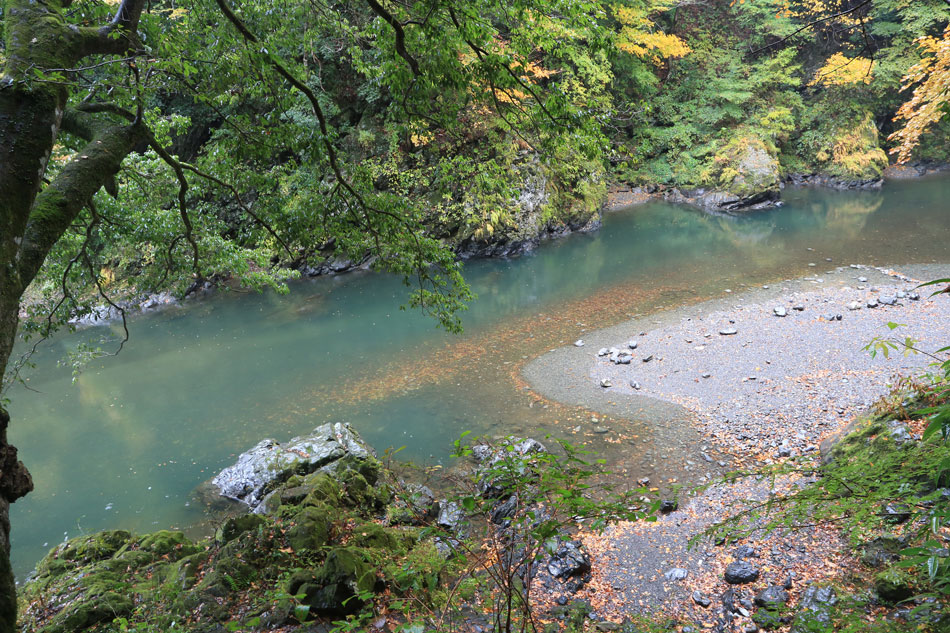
[7,176,950,578]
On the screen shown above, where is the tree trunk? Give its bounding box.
[0,0,147,627]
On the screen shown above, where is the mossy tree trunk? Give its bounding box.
[0,1,147,630]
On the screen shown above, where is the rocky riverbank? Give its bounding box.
[523,262,950,631]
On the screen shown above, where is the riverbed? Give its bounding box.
[8,175,950,578]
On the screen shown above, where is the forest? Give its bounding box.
[2,0,950,632]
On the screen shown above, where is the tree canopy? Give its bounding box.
[0,0,948,629]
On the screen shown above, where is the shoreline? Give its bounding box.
[523,262,950,624]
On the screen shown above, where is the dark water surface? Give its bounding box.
[8,176,950,578]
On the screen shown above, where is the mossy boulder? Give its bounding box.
[818,114,888,183]
[703,136,780,211]
[286,504,334,552]
[60,591,134,632]
[216,513,268,544]
[860,534,905,568]
[874,567,915,603]
[50,529,133,569]
[209,422,374,511]
[287,547,378,617]
[349,522,416,554]
[138,530,199,560]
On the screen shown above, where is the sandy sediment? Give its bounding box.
[524,263,950,625]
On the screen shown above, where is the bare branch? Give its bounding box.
[751,0,874,55]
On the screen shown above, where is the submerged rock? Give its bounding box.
[209,422,372,512]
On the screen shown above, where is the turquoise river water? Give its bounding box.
[7,176,950,579]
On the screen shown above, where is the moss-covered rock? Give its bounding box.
[714,137,780,197]
[138,530,199,560]
[873,567,916,603]
[286,504,333,552]
[287,547,378,617]
[350,522,416,554]
[52,530,133,568]
[60,591,133,632]
[216,513,267,544]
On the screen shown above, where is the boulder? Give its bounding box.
[790,585,837,633]
[724,560,760,584]
[287,548,378,617]
[755,586,789,608]
[548,541,591,579]
[874,568,915,603]
[209,422,373,512]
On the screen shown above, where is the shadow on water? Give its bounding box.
[7,176,950,578]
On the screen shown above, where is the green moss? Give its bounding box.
[60,591,133,632]
[286,505,333,552]
[300,472,342,507]
[216,514,267,544]
[58,530,133,565]
[138,530,198,560]
[874,567,916,603]
[706,135,780,198]
[349,522,415,554]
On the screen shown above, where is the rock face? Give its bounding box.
[452,155,605,259]
[210,422,373,512]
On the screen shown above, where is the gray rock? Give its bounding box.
[548,541,591,579]
[858,276,868,282]
[659,499,678,513]
[701,372,711,379]
[755,586,789,608]
[692,591,711,608]
[490,495,519,524]
[630,381,641,390]
[597,348,609,357]
[773,307,787,317]
[616,353,632,365]
[867,299,879,308]
[792,305,805,311]
[734,545,757,559]
[575,340,585,347]
[791,586,837,633]
[861,534,904,568]
[724,560,760,584]
[720,328,738,336]
[627,341,638,350]
[879,295,897,306]
[883,503,912,524]
[437,501,463,530]
[909,291,921,301]
[210,422,372,512]
[664,568,689,581]
[847,301,861,311]
[642,354,654,362]
[887,421,914,445]
[475,438,548,498]
[600,378,612,388]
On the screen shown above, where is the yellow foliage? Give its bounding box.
[613,4,690,65]
[809,52,874,86]
[889,27,950,163]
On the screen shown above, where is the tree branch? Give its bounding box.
[76,0,148,58]
[17,119,148,287]
[364,0,421,76]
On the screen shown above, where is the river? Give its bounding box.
[7,175,950,579]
